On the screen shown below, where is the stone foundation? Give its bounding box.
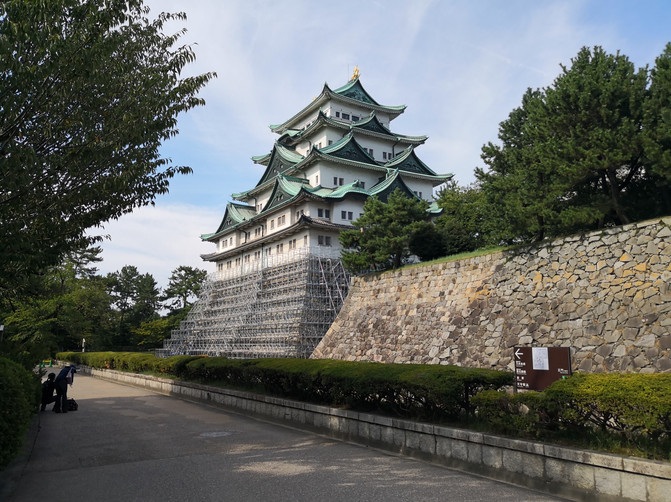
[312,217,671,373]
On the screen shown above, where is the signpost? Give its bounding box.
[514,346,572,391]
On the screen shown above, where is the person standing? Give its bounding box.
[53,365,76,413]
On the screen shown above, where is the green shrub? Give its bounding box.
[544,373,671,439]
[0,357,40,469]
[154,355,203,377]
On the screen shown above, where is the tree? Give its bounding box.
[0,0,215,297]
[435,180,492,254]
[339,189,430,274]
[1,252,114,358]
[106,266,160,347]
[162,266,208,311]
[477,46,655,242]
[132,307,189,349]
[644,43,671,214]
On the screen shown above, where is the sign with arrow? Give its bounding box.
[513,346,572,391]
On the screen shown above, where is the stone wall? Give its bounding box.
[312,217,671,373]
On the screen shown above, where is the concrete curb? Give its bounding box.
[84,366,671,502]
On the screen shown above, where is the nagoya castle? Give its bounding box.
[158,69,452,358]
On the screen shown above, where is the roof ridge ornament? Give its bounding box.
[350,65,360,81]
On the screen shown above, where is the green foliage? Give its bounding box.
[106,266,161,347]
[58,351,671,459]
[0,0,215,297]
[477,45,669,243]
[0,357,40,469]
[162,266,208,310]
[543,373,671,438]
[59,352,512,423]
[644,43,671,214]
[339,189,431,274]
[408,222,446,262]
[435,181,491,253]
[472,373,671,459]
[1,255,115,362]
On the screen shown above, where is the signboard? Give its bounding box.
[514,346,572,391]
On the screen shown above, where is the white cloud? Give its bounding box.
[91,0,668,286]
[93,204,221,289]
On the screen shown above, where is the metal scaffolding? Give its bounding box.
[156,249,350,359]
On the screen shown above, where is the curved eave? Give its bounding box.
[332,77,406,114]
[384,145,448,178]
[288,111,427,147]
[251,152,271,165]
[253,143,304,189]
[270,80,406,135]
[201,215,351,262]
[205,203,257,240]
[269,83,331,134]
[294,147,385,174]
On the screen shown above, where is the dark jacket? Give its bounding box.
[41,379,55,402]
[55,365,76,385]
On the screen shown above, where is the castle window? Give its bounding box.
[304,235,308,246]
[335,111,340,118]
[383,152,387,160]
[317,235,331,246]
[352,115,359,122]
[270,220,274,229]
[342,113,350,120]
[348,211,353,220]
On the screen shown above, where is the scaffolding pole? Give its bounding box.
[156,249,351,359]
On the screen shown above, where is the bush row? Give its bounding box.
[57,352,512,422]
[57,351,671,459]
[472,373,671,459]
[0,357,40,469]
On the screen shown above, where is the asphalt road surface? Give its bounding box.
[2,369,568,502]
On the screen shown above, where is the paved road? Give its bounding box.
[2,368,568,502]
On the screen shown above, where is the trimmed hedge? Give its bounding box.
[471,373,671,459]
[57,352,512,423]
[58,351,670,459]
[0,357,40,469]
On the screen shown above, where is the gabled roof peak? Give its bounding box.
[270,78,406,135]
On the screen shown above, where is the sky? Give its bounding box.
[94,0,671,289]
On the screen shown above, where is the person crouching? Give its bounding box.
[40,372,56,411]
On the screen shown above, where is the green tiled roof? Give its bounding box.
[204,202,257,240]
[270,78,406,134]
[385,145,440,176]
[368,169,418,202]
[254,144,304,187]
[332,77,406,112]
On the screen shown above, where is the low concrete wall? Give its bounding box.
[84,366,671,502]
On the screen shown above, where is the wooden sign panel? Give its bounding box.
[514,346,572,391]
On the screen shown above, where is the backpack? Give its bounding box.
[66,367,74,385]
[67,398,78,411]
